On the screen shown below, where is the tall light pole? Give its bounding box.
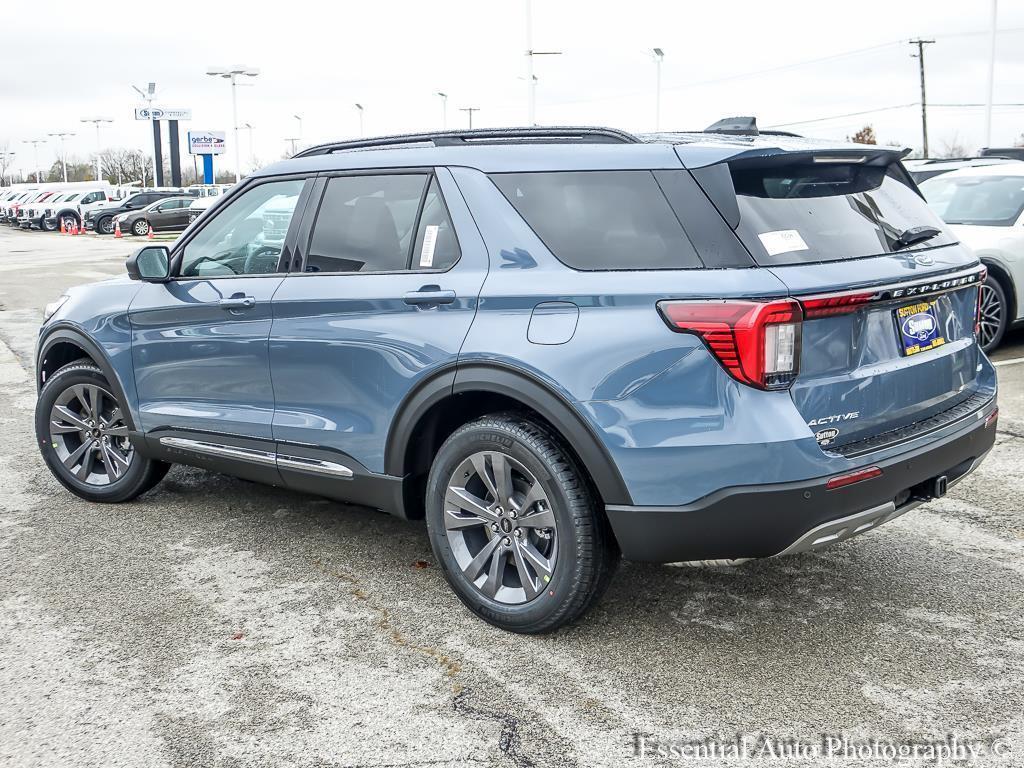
[652,48,664,131]
[909,39,935,158]
[460,107,480,129]
[354,104,365,137]
[25,139,46,183]
[132,82,158,186]
[293,114,303,146]
[80,117,112,182]
[206,66,260,182]
[524,0,561,126]
[0,151,14,186]
[436,92,448,129]
[984,0,998,147]
[48,132,74,183]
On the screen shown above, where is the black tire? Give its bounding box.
[97,216,115,235]
[59,213,80,232]
[42,217,58,232]
[979,275,1009,353]
[425,413,619,633]
[35,362,170,503]
[132,219,149,237]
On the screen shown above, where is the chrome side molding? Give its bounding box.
[158,437,353,478]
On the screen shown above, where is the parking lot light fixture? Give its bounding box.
[354,104,364,137]
[80,117,113,182]
[206,65,261,182]
[652,48,664,131]
[436,92,448,129]
[132,82,159,186]
[294,114,303,142]
[24,139,46,183]
[47,132,75,183]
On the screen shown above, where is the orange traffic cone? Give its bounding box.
[59,219,66,234]
[146,225,154,240]
[72,222,80,236]
[114,220,122,238]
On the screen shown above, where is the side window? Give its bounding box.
[180,179,304,278]
[410,178,460,270]
[63,193,80,202]
[306,174,428,273]
[81,191,101,204]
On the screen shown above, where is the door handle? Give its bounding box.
[219,295,256,310]
[403,286,456,306]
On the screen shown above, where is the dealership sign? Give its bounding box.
[188,131,227,155]
[135,107,193,120]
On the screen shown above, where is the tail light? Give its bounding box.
[975,266,988,339]
[825,466,882,490]
[801,292,874,318]
[657,299,801,390]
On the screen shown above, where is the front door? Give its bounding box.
[269,169,488,482]
[130,177,308,442]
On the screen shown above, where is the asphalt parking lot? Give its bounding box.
[1,227,1022,768]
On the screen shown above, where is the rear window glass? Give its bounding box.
[729,162,955,266]
[919,174,1024,227]
[490,171,702,270]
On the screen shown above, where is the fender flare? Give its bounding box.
[385,361,633,506]
[36,325,137,431]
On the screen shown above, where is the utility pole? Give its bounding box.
[984,0,998,147]
[524,0,561,126]
[460,107,479,129]
[909,39,935,158]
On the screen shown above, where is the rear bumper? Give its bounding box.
[606,398,997,562]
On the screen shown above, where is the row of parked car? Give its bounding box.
[0,182,233,236]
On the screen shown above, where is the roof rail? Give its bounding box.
[293,126,640,157]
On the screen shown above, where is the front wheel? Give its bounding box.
[35,362,170,503]
[425,414,619,633]
[978,276,1009,353]
[97,216,115,235]
[42,217,58,232]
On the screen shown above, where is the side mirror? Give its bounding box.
[126,246,171,282]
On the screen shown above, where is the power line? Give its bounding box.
[766,102,1024,129]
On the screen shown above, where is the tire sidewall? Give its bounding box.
[35,364,151,502]
[132,219,149,236]
[98,216,114,235]
[425,421,586,632]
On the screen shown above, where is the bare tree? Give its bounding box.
[0,140,15,185]
[847,125,877,145]
[1015,133,1024,148]
[938,133,968,158]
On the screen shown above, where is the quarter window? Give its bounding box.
[180,179,304,277]
[410,178,460,270]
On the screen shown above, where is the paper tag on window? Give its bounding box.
[757,229,808,257]
[420,225,439,267]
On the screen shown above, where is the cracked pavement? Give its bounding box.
[1,228,1023,767]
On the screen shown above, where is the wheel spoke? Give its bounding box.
[63,439,93,470]
[52,405,90,432]
[463,535,503,582]
[491,452,514,507]
[446,487,498,522]
[75,444,97,480]
[516,482,546,515]
[105,443,131,474]
[481,544,506,598]
[444,509,489,531]
[518,538,553,581]
[518,505,556,530]
[470,453,500,502]
[511,538,542,600]
[98,443,119,479]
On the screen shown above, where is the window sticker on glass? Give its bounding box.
[757,229,808,257]
[419,224,439,267]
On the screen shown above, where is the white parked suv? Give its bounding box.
[920,163,1024,350]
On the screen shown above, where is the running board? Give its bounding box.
[158,437,353,478]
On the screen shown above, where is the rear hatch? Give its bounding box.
[688,146,987,454]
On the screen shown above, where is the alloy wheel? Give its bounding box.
[48,383,134,486]
[978,282,1003,350]
[99,218,114,234]
[444,450,557,605]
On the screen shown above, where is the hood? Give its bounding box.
[948,223,1024,260]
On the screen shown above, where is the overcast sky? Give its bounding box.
[3,0,1024,178]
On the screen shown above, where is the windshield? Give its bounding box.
[728,161,955,266]
[919,173,1024,227]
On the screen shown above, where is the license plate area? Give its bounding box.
[894,300,946,357]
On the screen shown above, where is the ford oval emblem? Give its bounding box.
[913,254,934,266]
[902,312,937,341]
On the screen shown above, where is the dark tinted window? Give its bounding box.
[410,178,460,270]
[306,175,428,273]
[490,171,702,270]
[729,161,954,266]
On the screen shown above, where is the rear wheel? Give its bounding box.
[35,362,170,503]
[978,275,1008,353]
[132,219,150,236]
[425,413,619,633]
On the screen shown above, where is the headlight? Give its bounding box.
[43,295,70,321]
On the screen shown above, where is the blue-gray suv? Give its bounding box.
[35,124,999,633]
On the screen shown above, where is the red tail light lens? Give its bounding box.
[801,292,874,318]
[657,299,801,390]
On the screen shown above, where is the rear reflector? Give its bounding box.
[985,407,998,429]
[657,299,801,390]
[825,466,883,490]
[801,292,875,318]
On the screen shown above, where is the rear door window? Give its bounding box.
[490,171,703,270]
[726,160,955,266]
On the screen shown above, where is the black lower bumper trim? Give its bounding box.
[606,402,997,563]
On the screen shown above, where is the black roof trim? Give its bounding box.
[293,127,641,157]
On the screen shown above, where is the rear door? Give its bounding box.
[689,150,989,452]
[269,167,488,483]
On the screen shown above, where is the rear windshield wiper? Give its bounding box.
[893,225,941,250]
